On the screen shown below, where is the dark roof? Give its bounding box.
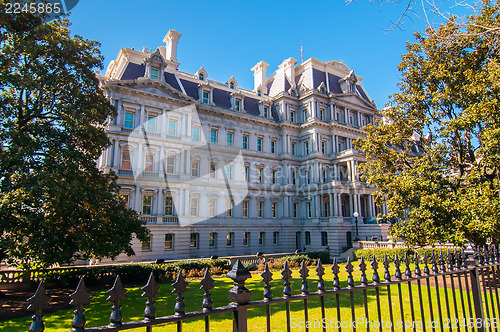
[213,88,231,109]
[165,72,181,91]
[357,85,371,103]
[244,97,260,116]
[271,104,279,121]
[284,77,291,92]
[327,73,343,94]
[180,79,199,100]
[121,63,145,80]
[313,69,327,90]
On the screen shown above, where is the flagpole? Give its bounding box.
[301,43,303,63]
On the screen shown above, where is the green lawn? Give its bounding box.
[0,264,492,332]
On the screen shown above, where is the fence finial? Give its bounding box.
[383,254,391,282]
[316,259,325,293]
[371,256,380,284]
[106,276,126,327]
[200,268,215,311]
[261,262,273,301]
[332,258,340,290]
[439,250,446,272]
[281,260,292,297]
[404,252,412,278]
[346,257,354,288]
[27,281,51,332]
[227,259,251,304]
[69,277,92,332]
[431,251,439,274]
[172,270,188,316]
[299,260,309,294]
[414,252,421,277]
[447,249,454,271]
[394,254,402,280]
[359,257,368,286]
[141,272,159,321]
[423,252,430,275]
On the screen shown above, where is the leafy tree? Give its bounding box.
[0,4,148,268]
[356,0,500,246]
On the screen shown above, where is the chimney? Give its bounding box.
[163,30,182,62]
[278,57,298,87]
[251,61,269,93]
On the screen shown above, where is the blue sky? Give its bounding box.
[68,0,429,108]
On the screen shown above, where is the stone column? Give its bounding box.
[112,139,120,168]
[329,193,334,217]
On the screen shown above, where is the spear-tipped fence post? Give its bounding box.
[200,268,215,332]
[69,277,92,332]
[106,276,126,328]
[141,272,159,329]
[227,260,251,332]
[27,281,51,332]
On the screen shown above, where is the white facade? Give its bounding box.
[98,30,389,262]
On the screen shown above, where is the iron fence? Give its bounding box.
[24,245,500,332]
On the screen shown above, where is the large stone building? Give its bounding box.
[98,30,390,262]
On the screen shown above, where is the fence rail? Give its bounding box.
[24,245,500,332]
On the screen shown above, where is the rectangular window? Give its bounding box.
[210,128,218,144]
[151,68,159,80]
[242,135,248,149]
[257,201,263,218]
[271,202,277,218]
[142,195,152,215]
[322,168,327,182]
[142,234,152,251]
[209,232,217,248]
[303,110,309,122]
[203,91,209,104]
[235,99,241,112]
[271,170,277,184]
[243,232,250,246]
[227,132,233,146]
[227,232,234,247]
[291,142,296,155]
[292,170,296,185]
[290,111,295,123]
[293,202,298,218]
[190,197,199,216]
[210,162,216,178]
[147,116,156,132]
[263,107,268,118]
[225,165,232,180]
[164,233,174,250]
[321,232,328,246]
[121,150,131,170]
[307,202,312,218]
[306,170,310,185]
[226,199,233,217]
[191,159,199,177]
[321,141,326,154]
[168,120,176,136]
[243,166,249,182]
[190,233,199,248]
[145,153,154,171]
[259,232,265,245]
[320,109,325,120]
[270,140,276,154]
[165,196,173,215]
[305,141,309,154]
[273,232,279,245]
[305,232,311,245]
[192,126,200,141]
[124,112,134,129]
[242,201,248,217]
[166,156,175,174]
[209,198,216,217]
[257,138,262,151]
[257,168,263,183]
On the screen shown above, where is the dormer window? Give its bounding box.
[257,89,262,96]
[229,82,234,89]
[151,68,159,80]
[202,91,210,104]
[263,107,268,118]
[199,73,204,81]
[235,99,241,112]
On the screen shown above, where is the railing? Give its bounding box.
[358,240,459,250]
[23,245,500,332]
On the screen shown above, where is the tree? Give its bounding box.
[0,3,148,268]
[356,0,500,246]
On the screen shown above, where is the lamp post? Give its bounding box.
[353,211,360,241]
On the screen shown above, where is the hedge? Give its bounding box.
[353,247,461,263]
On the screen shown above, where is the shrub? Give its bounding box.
[306,251,332,264]
[353,247,459,263]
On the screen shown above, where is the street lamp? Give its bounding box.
[353,211,360,241]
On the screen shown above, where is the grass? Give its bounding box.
[0,263,494,332]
